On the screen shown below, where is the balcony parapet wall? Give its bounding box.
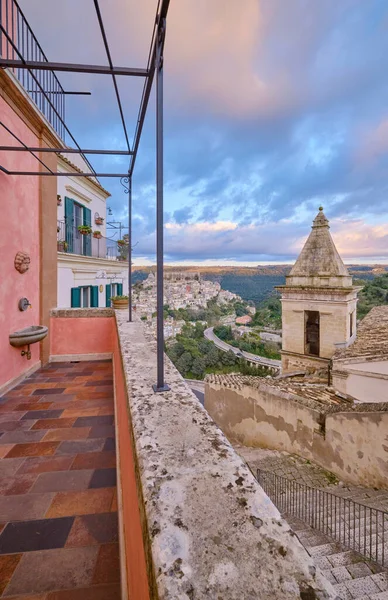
[114,311,335,599]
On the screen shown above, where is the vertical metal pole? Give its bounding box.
[153,18,169,393]
[128,174,132,322]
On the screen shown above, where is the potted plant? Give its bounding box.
[117,239,127,246]
[57,194,62,206]
[111,295,129,309]
[78,225,92,235]
[95,215,104,226]
[93,230,102,239]
[57,240,68,252]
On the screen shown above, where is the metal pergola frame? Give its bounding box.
[0,0,171,392]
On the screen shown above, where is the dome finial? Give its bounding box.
[319,206,323,212]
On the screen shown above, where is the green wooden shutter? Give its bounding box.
[117,283,123,296]
[106,284,111,307]
[83,206,92,256]
[71,287,81,308]
[64,197,74,253]
[91,285,99,308]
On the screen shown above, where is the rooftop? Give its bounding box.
[285,208,353,289]
[205,373,354,411]
[334,305,388,361]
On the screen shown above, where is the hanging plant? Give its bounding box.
[93,231,102,239]
[95,216,104,225]
[78,225,92,235]
[117,239,127,246]
[57,194,62,206]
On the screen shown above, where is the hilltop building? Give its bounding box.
[277,207,361,374]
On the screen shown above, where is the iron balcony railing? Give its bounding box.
[57,220,127,262]
[257,469,388,568]
[0,0,65,138]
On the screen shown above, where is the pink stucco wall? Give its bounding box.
[50,317,114,356]
[0,96,41,390]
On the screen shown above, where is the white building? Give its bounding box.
[56,153,128,308]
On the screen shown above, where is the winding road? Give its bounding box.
[204,327,281,370]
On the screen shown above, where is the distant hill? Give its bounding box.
[132,264,388,306]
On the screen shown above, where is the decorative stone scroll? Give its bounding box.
[14,251,30,274]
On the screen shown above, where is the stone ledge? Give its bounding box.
[50,308,115,318]
[114,311,335,599]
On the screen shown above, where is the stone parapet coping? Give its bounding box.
[114,311,335,599]
[50,308,115,318]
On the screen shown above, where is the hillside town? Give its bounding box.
[133,271,240,336]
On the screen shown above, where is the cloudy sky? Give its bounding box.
[19,0,388,264]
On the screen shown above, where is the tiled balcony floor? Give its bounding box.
[0,360,120,599]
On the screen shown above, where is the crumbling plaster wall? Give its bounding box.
[205,381,388,489]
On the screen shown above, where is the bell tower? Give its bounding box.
[277,208,361,374]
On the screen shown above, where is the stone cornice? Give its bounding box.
[57,252,128,271]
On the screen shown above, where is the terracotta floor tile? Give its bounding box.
[103,438,115,452]
[21,410,63,421]
[4,546,98,596]
[0,554,22,595]
[5,442,59,459]
[56,439,106,456]
[89,468,116,489]
[14,403,53,411]
[61,409,100,419]
[37,395,76,404]
[43,428,91,442]
[5,594,48,599]
[24,383,60,390]
[93,543,120,585]
[32,388,66,396]
[0,412,26,422]
[0,517,74,554]
[32,418,76,431]
[0,473,37,496]
[46,583,120,600]
[0,444,15,458]
[74,392,112,401]
[0,458,26,478]
[88,425,115,439]
[73,416,113,428]
[46,488,114,518]
[65,513,118,547]
[31,470,93,494]
[0,420,36,432]
[0,492,54,522]
[110,491,117,512]
[17,456,74,475]
[70,451,116,471]
[97,408,114,417]
[1,431,46,445]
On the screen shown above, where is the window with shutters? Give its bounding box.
[71,286,98,308]
[64,197,92,257]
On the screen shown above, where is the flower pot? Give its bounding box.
[79,230,90,236]
[57,241,67,252]
[112,298,129,310]
[93,233,102,239]
[95,217,104,225]
[57,199,62,206]
[117,241,126,247]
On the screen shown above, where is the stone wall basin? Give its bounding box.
[9,325,48,348]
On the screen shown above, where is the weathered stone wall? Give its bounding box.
[332,359,388,404]
[205,381,388,489]
[114,312,336,599]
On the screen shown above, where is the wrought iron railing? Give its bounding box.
[0,0,65,138]
[257,469,388,568]
[57,220,127,262]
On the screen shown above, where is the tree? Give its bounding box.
[205,346,219,368]
[221,350,237,366]
[176,352,193,376]
[191,357,206,378]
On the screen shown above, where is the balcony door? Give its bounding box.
[64,197,92,256]
[73,203,83,255]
